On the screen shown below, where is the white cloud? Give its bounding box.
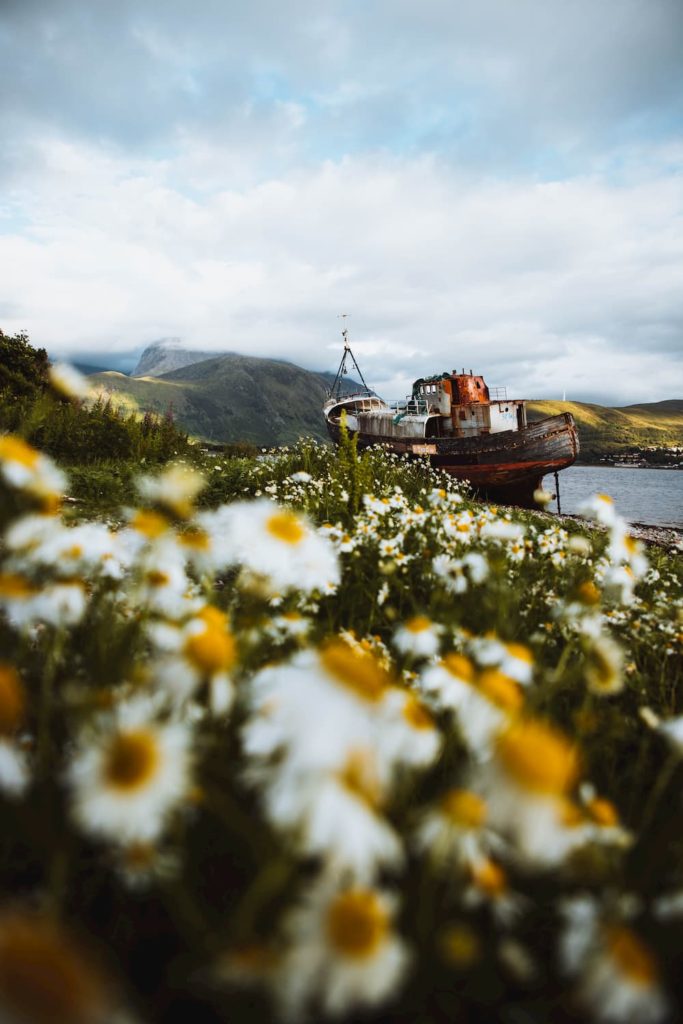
[0,136,681,404]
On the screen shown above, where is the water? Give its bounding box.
[541,466,683,529]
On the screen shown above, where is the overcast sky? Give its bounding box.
[1,0,682,404]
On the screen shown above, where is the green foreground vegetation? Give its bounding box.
[0,330,682,1023]
[1,411,683,1023]
[0,329,194,466]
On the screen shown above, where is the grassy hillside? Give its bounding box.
[90,355,359,445]
[90,353,683,458]
[527,399,683,461]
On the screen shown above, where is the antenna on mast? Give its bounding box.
[338,312,350,350]
[328,314,371,399]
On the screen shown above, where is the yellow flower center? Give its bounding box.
[504,642,533,664]
[339,749,382,809]
[0,912,108,1024]
[122,842,157,871]
[587,645,621,693]
[442,653,475,683]
[471,859,507,897]
[180,527,210,551]
[225,943,278,975]
[0,574,36,599]
[198,605,228,630]
[146,570,170,587]
[439,924,480,967]
[320,640,391,703]
[560,800,585,828]
[477,669,524,714]
[130,509,169,539]
[404,615,432,634]
[265,510,305,545]
[41,494,62,515]
[326,890,389,959]
[587,797,619,827]
[0,435,39,469]
[402,693,434,730]
[604,926,658,986]
[104,730,160,791]
[597,493,614,504]
[577,581,601,606]
[184,624,236,675]
[495,719,579,794]
[0,664,25,735]
[440,789,486,828]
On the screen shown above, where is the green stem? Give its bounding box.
[639,751,679,836]
[228,857,297,943]
[38,629,65,772]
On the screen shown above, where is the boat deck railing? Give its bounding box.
[325,388,378,404]
[389,398,430,416]
[489,387,508,400]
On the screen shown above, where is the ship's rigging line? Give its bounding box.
[328,317,372,399]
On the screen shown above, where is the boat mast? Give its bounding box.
[328,315,371,398]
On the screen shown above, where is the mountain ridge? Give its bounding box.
[89,343,683,455]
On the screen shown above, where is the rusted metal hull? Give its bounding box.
[325,412,580,507]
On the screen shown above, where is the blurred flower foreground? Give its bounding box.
[0,426,682,1024]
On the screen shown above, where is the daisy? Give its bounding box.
[457,670,525,756]
[199,500,340,594]
[585,636,624,696]
[149,605,237,711]
[376,689,442,769]
[0,663,29,798]
[0,574,87,630]
[0,435,66,508]
[264,751,404,879]
[463,858,522,924]
[560,902,667,1024]
[578,492,620,528]
[419,653,477,714]
[276,878,410,1019]
[68,696,192,844]
[12,520,130,581]
[470,636,534,685]
[132,539,195,620]
[136,463,205,519]
[414,788,495,871]
[48,361,90,400]
[243,641,392,778]
[480,518,525,543]
[478,718,582,867]
[393,616,442,659]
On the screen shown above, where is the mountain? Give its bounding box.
[527,399,683,460]
[132,339,229,378]
[90,353,362,445]
[90,346,683,454]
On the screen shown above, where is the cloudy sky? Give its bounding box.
[1,0,682,404]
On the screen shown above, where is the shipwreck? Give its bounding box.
[323,329,579,507]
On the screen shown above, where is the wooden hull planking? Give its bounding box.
[325,411,579,507]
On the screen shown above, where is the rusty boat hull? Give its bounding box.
[325,410,580,507]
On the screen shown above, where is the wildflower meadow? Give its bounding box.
[0,406,682,1022]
